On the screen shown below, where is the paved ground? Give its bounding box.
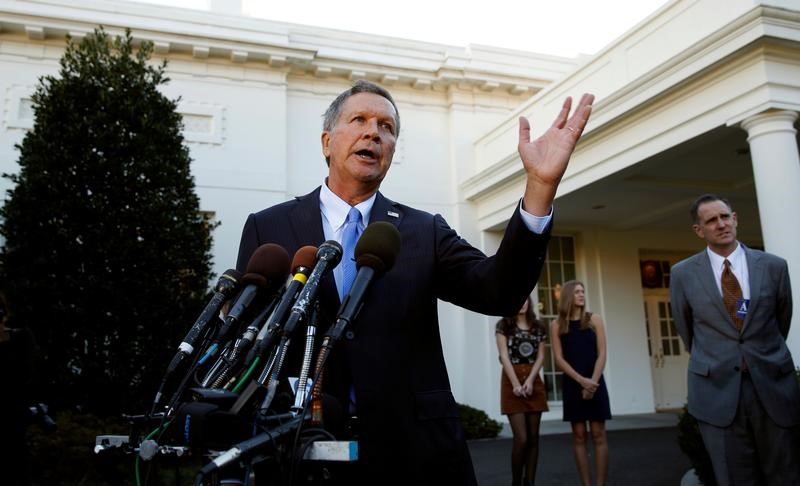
[469,413,693,486]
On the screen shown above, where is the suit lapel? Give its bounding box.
[693,251,736,330]
[288,187,326,246]
[742,245,763,333]
[287,187,339,306]
[369,192,404,228]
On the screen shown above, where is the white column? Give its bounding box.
[741,109,800,358]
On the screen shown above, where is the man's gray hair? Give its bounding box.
[322,80,401,136]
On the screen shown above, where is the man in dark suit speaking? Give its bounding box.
[236,80,593,483]
[670,194,800,485]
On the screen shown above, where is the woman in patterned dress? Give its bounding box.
[496,296,548,486]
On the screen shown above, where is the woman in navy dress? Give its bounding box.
[550,280,611,486]
[496,296,548,486]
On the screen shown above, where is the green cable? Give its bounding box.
[232,357,261,394]
[135,420,172,486]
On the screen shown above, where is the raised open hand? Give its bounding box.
[518,93,594,216]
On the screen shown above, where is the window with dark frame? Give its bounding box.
[536,235,576,403]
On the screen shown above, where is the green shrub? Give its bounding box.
[457,402,502,440]
[26,411,132,485]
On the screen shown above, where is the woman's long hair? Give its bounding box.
[497,296,545,336]
[555,280,591,335]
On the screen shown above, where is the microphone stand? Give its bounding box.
[291,302,321,415]
[255,242,342,416]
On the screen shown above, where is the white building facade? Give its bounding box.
[1,0,798,422]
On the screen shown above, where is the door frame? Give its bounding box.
[642,288,689,411]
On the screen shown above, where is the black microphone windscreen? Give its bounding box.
[292,246,318,273]
[317,240,343,263]
[355,222,401,274]
[245,243,291,284]
[215,269,243,295]
[222,268,243,281]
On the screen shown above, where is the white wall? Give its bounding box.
[159,59,291,272]
[0,36,61,200]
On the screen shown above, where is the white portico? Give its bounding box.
[467,0,800,420]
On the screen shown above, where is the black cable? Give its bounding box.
[197,420,292,486]
[144,328,212,486]
[242,464,252,486]
[142,321,217,486]
[290,429,337,485]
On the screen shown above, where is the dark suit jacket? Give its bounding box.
[670,244,799,428]
[236,187,550,484]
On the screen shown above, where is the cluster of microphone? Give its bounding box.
[140,221,401,482]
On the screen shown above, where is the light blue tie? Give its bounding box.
[340,207,363,413]
[339,207,363,300]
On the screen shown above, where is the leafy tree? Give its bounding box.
[0,28,215,416]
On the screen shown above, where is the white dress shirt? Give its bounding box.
[706,242,750,299]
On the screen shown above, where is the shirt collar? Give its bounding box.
[319,179,375,230]
[706,242,743,270]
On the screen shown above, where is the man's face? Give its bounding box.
[692,200,738,250]
[322,92,397,192]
